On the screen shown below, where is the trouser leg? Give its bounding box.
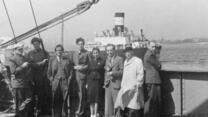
[43,76,52,115]
[69,78,76,117]
[14,88,32,117]
[127,108,141,117]
[13,88,20,117]
[60,79,69,117]
[104,86,114,117]
[75,79,86,117]
[33,76,45,115]
[111,87,120,117]
[30,84,35,117]
[144,84,161,117]
[22,88,32,117]
[52,82,63,117]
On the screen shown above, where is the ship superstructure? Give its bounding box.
[85,12,149,51]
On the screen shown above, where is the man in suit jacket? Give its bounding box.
[47,44,73,117]
[143,42,162,117]
[104,44,124,117]
[72,38,89,117]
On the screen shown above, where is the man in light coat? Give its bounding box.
[115,47,144,117]
[7,44,33,117]
[104,44,124,117]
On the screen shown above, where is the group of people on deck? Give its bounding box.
[4,36,162,117]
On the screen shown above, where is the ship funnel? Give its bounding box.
[114,12,125,36]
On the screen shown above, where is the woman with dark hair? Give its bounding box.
[87,47,105,117]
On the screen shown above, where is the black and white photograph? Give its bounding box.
[0,0,208,117]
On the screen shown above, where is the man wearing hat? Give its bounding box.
[26,37,49,116]
[115,47,144,117]
[7,43,33,117]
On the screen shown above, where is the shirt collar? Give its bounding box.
[56,56,63,62]
[34,48,41,53]
[108,54,116,60]
[124,56,135,66]
[78,49,87,54]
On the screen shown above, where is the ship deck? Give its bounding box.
[1,61,208,117]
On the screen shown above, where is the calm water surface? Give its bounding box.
[160,43,208,62]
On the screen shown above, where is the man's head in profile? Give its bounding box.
[147,41,156,53]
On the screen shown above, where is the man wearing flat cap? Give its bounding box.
[7,43,33,117]
[26,37,49,116]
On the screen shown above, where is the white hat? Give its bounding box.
[15,43,24,49]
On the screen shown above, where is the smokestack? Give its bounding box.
[114,12,125,36]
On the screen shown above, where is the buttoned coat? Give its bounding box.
[104,55,124,89]
[115,56,144,110]
[47,56,73,91]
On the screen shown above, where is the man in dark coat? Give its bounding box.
[26,37,49,116]
[47,44,73,117]
[143,42,162,117]
[72,37,89,117]
[104,44,124,117]
[7,43,32,117]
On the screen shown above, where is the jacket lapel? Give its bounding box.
[111,56,118,67]
[105,57,112,69]
[124,57,135,67]
[52,57,58,76]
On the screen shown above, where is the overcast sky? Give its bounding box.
[0,0,208,50]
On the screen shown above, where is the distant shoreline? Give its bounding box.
[161,42,208,46]
[160,43,208,63]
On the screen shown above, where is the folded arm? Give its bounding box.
[8,60,26,75]
[147,54,161,70]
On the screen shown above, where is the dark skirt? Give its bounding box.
[87,79,100,104]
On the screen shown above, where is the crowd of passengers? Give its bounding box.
[1,37,162,117]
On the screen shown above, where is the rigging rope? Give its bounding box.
[61,15,64,46]
[0,0,97,48]
[2,0,17,43]
[28,0,41,38]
